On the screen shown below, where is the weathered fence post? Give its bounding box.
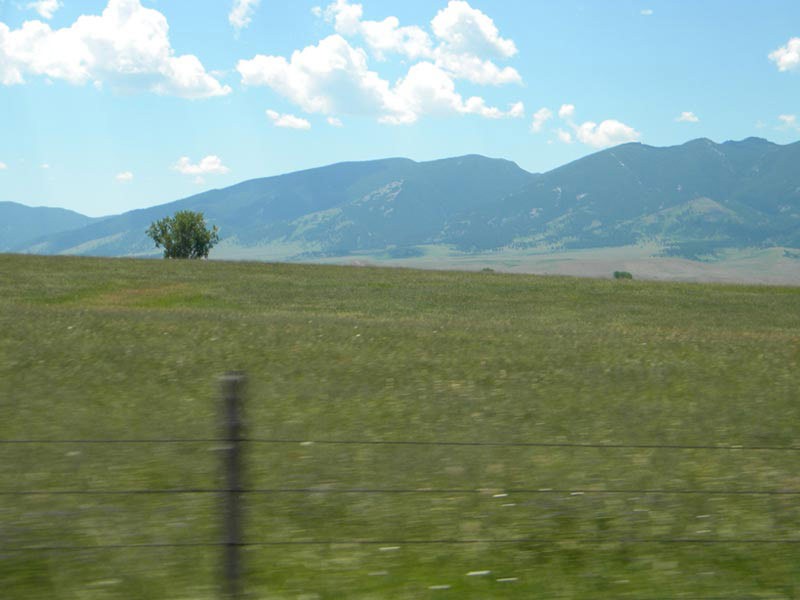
[221,372,246,599]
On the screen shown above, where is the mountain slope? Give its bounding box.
[10,138,800,260]
[0,202,95,252]
[17,155,537,257]
[449,137,799,256]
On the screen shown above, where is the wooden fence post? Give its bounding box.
[221,372,246,599]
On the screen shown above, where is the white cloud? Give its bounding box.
[0,0,231,98]
[558,103,575,119]
[641,9,654,16]
[555,104,640,148]
[507,101,525,119]
[323,0,364,37]
[778,114,800,131]
[266,109,312,129]
[676,111,700,123]
[556,128,573,144]
[385,61,520,124]
[770,38,800,72]
[239,35,513,125]
[40,163,50,169]
[115,170,133,182]
[427,0,523,85]
[229,0,260,31]
[242,2,523,124]
[319,0,520,85]
[531,107,552,132]
[573,119,641,148]
[27,0,62,20]
[173,155,230,176]
[238,35,395,117]
[0,161,7,170]
[361,18,432,62]
[327,116,343,126]
[322,0,432,61]
[431,0,516,59]
[432,50,520,85]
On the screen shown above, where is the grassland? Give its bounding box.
[302,244,800,286]
[1,253,799,599]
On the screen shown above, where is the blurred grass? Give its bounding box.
[1,253,799,599]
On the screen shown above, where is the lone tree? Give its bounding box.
[147,210,220,259]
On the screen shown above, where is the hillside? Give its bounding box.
[0,201,95,251]
[483,137,800,257]
[8,138,800,263]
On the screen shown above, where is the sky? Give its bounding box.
[1,0,799,217]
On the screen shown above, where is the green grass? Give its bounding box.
[1,253,800,599]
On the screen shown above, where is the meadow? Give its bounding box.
[1,254,799,599]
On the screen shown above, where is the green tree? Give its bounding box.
[146,211,220,259]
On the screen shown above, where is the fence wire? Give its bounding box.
[2,437,799,451]
[3,427,799,599]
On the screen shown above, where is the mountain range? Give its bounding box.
[4,137,800,266]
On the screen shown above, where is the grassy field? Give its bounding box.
[1,253,799,599]
[304,244,800,286]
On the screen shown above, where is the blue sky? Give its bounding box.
[1,0,799,216]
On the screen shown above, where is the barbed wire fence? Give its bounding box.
[2,372,799,598]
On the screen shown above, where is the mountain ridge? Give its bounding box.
[6,137,800,263]
[0,201,97,252]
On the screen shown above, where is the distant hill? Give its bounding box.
[0,202,95,252]
[15,155,536,258]
[479,137,800,258]
[8,138,800,262]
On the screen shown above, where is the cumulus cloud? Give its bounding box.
[327,116,343,127]
[322,0,363,36]
[641,9,654,16]
[431,1,517,59]
[556,128,573,144]
[361,18,433,62]
[229,0,261,31]
[241,1,523,125]
[676,111,699,123]
[238,34,522,125]
[318,0,520,85]
[778,114,800,131]
[28,0,62,20]
[770,38,800,72]
[0,0,231,98]
[0,161,7,170]
[238,35,395,117]
[558,103,575,119]
[40,163,50,169]
[430,0,520,85]
[115,171,133,182]
[531,107,553,133]
[507,101,525,118]
[556,105,640,148]
[322,0,433,60]
[383,61,523,124]
[433,50,520,85]
[266,109,312,129]
[173,156,230,177]
[573,119,640,148]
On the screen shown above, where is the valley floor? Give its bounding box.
[298,245,800,286]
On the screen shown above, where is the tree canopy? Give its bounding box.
[146,211,220,259]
